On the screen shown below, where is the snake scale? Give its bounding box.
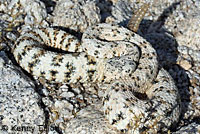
[12,4,181,134]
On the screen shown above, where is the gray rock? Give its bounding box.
[0,51,45,134]
[52,0,101,32]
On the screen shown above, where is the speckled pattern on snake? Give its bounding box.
[12,7,181,134]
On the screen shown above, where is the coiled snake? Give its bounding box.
[12,4,181,134]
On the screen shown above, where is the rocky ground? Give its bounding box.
[0,0,200,133]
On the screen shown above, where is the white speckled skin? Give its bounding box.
[12,23,181,133]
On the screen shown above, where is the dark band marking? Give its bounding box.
[53,29,60,48]
[59,32,70,50]
[40,28,51,47]
[51,54,64,66]
[75,42,81,52]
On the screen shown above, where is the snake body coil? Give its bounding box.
[12,23,181,133]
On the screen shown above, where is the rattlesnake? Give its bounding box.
[12,5,181,134]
